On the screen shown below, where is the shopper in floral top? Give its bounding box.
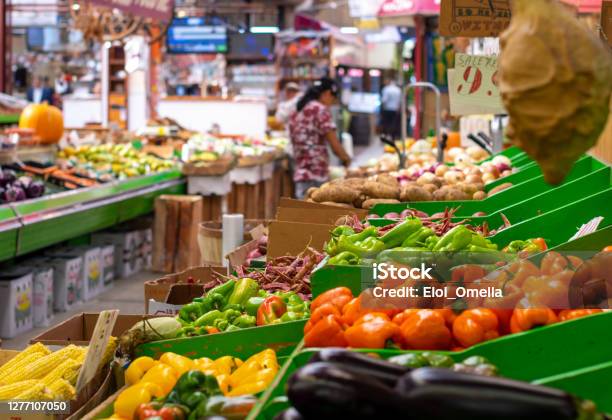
[289,78,351,198]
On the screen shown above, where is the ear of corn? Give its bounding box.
[14,382,53,400]
[47,379,76,400]
[0,353,43,384]
[0,380,40,399]
[41,358,82,387]
[2,345,84,384]
[0,343,50,379]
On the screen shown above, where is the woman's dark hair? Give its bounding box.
[296,77,338,112]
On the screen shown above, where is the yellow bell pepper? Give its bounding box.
[140,363,177,395]
[159,352,194,376]
[212,356,242,376]
[228,358,261,387]
[193,357,214,373]
[254,349,279,370]
[124,356,156,385]
[227,380,269,397]
[215,373,230,394]
[114,382,161,419]
[226,350,278,395]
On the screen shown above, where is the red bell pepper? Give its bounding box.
[136,402,185,420]
[256,295,287,326]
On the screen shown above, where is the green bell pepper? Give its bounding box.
[336,235,386,258]
[245,296,265,316]
[213,318,229,331]
[331,225,355,238]
[280,311,305,322]
[221,308,242,324]
[401,226,435,247]
[380,218,423,248]
[328,251,361,265]
[226,278,259,307]
[207,279,236,298]
[193,309,223,327]
[433,225,473,252]
[166,370,220,410]
[224,324,241,332]
[178,302,206,323]
[425,235,440,250]
[232,314,256,328]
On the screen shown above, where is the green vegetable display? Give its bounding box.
[175,278,310,338]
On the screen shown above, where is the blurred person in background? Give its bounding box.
[289,77,351,199]
[27,76,54,105]
[275,82,301,125]
[380,78,402,140]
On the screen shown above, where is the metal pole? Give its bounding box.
[403,81,442,163]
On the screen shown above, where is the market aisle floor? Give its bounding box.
[3,270,153,350]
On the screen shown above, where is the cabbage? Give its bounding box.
[1,169,16,186]
[3,185,26,202]
[26,180,45,198]
[14,176,32,190]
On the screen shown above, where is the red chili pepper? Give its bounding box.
[256,295,287,326]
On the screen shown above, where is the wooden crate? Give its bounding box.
[152,195,203,273]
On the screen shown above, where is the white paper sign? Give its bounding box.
[449,53,506,116]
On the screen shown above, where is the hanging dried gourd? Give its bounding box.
[499,0,612,184]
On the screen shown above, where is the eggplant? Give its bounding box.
[274,407,304,420]
[395,368,579,419]
[3,185,26,202]
[308,349,409,387]
[287,362,406,419]
[1,169,16,186]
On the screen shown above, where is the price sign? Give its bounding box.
[440,0,511,37]
[448,53,505,116]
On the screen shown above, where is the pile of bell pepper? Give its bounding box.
[110,349,278,420]
[176,277,310,337]
[325,218,503,266]
[304,280,604,351]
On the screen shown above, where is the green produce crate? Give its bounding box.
[546,226,611,253]
[373,155,605,217]
[135,320,307,361]
[489,187,612,248]
[250,312,612,419]
[535,361,612,412]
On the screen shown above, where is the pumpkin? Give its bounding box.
[19,103,64,144]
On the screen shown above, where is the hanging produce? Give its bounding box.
[499,0,612,184]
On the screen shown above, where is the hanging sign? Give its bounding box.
[448,53,505,116]
[439,0,511,37]
[89,0,173,22]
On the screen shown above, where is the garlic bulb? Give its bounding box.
[499,0,612,184]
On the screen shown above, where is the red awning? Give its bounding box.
[378,0,441,17]
[560,0,602,13]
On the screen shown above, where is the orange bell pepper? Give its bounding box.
[603,246,612,252]
[491,309,513,335]
[344,313,400,349]
[305,302,342,334]
[558,309,602,322]
[503,260,540,288]
[341,296,368,326]
[510,308,558,333]
[451,264,488,283]
[304,314,347,347]
[392,309,420,326]
[399,309,452,350]
[452,308,499,348]
[540,252,570,275]
[310,287,353,313]
[436,309,458,328]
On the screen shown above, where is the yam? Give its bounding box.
[353,193,367,208]
[362,198,400,209]
[473,191,487,200]
[311,185,359,204]
[305,187,317,199]
[363,181,400,199]
[488,182,513,196]
[400,186,433,202]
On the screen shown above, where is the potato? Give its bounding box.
[473,182,485,192]
[362,198,400,209]
[444,188,469,201]
[376,173,399,188]
[363,181,400,199]
[488,182,513,196]
[422,183,438,194]
[473,191,487,200]
[353,193,367,208]
[400,186,433,202]
[430,176,444,188]
[444,170,465,184]
[416,172,437,185]
[482,172,497,183]
[311,185,359,204]
[460,183,479,195]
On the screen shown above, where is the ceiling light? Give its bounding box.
[250,26,279,33]
[340,27,359,34]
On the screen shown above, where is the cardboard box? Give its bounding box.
[33,265,54,328]
[30,313,158,346]
[267,220,333,259]
[0,267,34,338]
[92,230,142,278]
[144,265,226,313]
[100,245,116,288]
[46,247,102,301]
[148,283,207,316]
[48,255,82,311]
[226,238,259,269]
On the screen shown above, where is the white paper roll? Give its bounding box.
[222,214,244,267]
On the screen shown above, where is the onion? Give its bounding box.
[384,212,400,219]
[417,172,436,185]
[495,163,511,173]
[444,170,464,184]
[435,165,449,176]
[400,209,414,219]
[492,155,512,167]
